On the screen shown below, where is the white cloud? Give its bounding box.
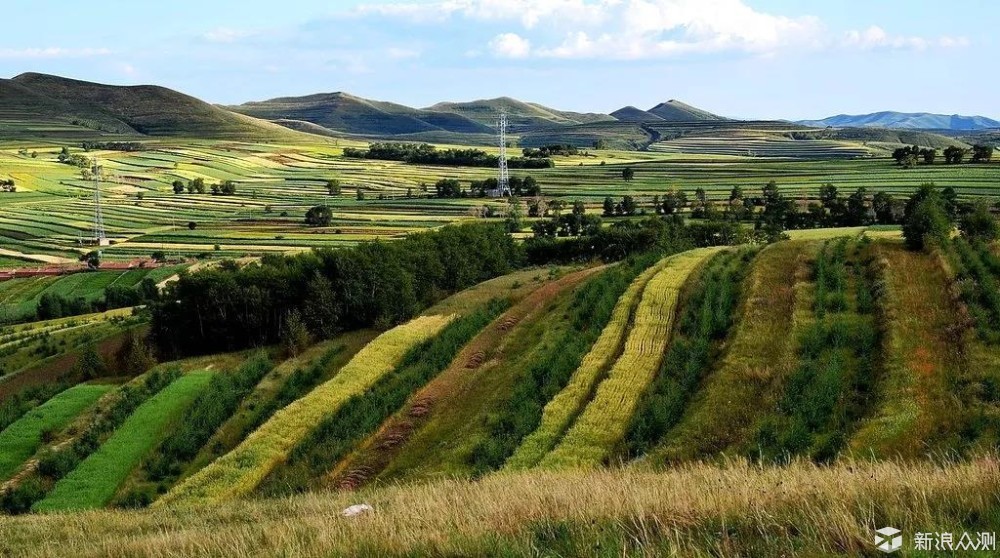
[202,27,254,43]
[386,47,421,60]
[357,0,610,29]
[843,25,969,51]
[489,33,531,58]
[0,47,111,59]
[321,1,974,62]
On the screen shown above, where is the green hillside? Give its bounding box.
[0,73,313,141]
[648,100,727,121]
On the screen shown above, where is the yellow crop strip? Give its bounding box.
[504,258,674,470]
[539,248,723,469]
[156,314,455,507]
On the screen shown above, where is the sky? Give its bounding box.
[0,0,996,120]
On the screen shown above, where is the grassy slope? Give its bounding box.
[849,242,965,457]
[539,248,723,468]
[367,269,603,484]
[3,458,998,557]
[0,384,111,480]
[33,372,213,512]
[158,315,455,507]
[326,267,602,489]
[181,332,377,478]
[652,241,814,461]
[505,260,667,469]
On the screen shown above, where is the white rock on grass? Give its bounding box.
[342,504,373,517]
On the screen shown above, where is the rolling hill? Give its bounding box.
[609,106,665,123]
[0,73,309,140]
[798,111,1000,131]
[648,99,728,122]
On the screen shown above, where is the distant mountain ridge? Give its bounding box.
[797,111,1000,131]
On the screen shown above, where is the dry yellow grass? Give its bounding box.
[156,315,455,507]
[539,248,724,469]
[1,457,997,557]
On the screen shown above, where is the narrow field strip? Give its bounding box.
[848,242,965,457]
[325,269,602,489]
[540,247,723,468]
[505,257,673,470]
[158,315,455,507]
[648,241,815,462]
[0,384,112,480]
[33,372,213,512]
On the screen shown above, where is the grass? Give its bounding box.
[623,249,755,460]
[158,314,455,507]
[259,301,507,496]
[505,257,668,469]
[3,457,999,556]
[360,268,604,484]
[539,247,723,468]
[652,241,815,461]
[326,267,604,489]
[0,384,111,480]
[32,372,213,512]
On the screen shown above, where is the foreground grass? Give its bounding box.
[2,457,997,557]
[159,315,455,507]
[0,385,112,481]
[33,372,213,512]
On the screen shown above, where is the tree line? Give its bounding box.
[171,178,237,195]
[150,224,523,356]
[81,142,147,152]
[892,144,994,167]
[343,143,553,169]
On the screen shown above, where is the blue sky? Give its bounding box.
[1,0,996,119]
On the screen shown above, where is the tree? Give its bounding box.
[902,186,952,250]
[972,144,995,164]
[172,180,185,194]
[76,344,108,380]
[434,179,462,198]
[188,221,197,230]
[505,198,524,233]
[872,191,896,224]
[572,200,586,216]
[83,251,101,270]
[621,196,637,216]
[305,205,333,227]
[920,148,937,164]
[302,273,341,338]
[326,179,342,196]
[151,251,166,263]
[280,309,311,357]
[356,189,365,201]
[944,146,968,164]
[603,196,616,217]
[622,167,635,182]
[959,200,999,243]
[846,187,870,226]
[115,330,156,376]
[520,176,541,196]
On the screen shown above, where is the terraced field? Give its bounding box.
[1,139,997,262]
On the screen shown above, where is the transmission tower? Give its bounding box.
[494,107,511,197]
[92,158,108,246]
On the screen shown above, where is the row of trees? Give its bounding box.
[81,142,146,152]
[171,178,237,195]
[893,144,994,167]
[343,143,553,169]
[150,224,523,356]
[521,145,580,158]
[435,176,542,198]
[31,278,159,322]
[57,147,90,169]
